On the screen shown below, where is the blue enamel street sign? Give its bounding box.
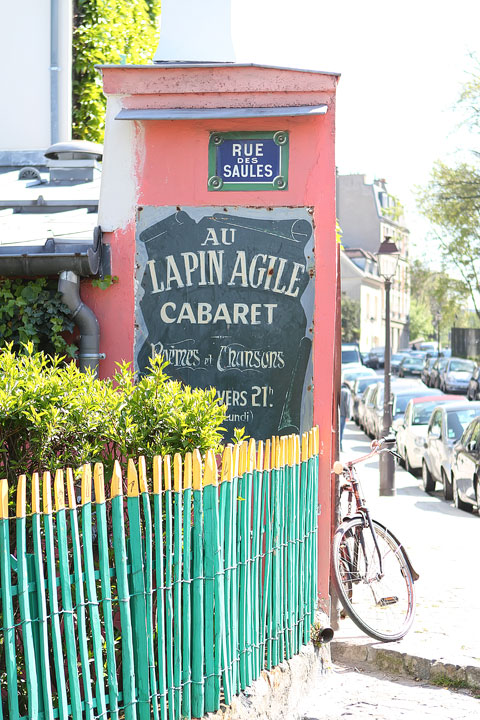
[208,131,289,191]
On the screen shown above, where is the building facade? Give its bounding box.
[337,174,410,352]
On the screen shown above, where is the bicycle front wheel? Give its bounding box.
[332,517,415,642]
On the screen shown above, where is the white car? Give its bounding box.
[396,395,458,474]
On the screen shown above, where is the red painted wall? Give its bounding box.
[93,64,339,610]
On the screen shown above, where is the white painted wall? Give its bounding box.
[0,0,72,157]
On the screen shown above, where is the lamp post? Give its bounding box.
[376,237,400,496]
[436,310,441,352]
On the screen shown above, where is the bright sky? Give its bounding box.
[233,0,480,255]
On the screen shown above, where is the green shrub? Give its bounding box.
[0,277,76,357]
[73,0,161,142]
[0,346,226,488]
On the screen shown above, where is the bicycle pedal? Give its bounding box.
[378,596,398,607]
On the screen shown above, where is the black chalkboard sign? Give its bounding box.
[135,207,314,441]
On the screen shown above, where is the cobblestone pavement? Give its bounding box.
[300,662,479,720]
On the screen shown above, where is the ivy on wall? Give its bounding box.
[73,0,161,142]
[0,278,76,357]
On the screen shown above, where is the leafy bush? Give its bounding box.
[0,278,76,357]
[73,0,161,142]
[0,346,226,488]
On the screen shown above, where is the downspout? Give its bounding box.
[58,271,101,376]
[50,0,59,144]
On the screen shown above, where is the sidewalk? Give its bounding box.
[330,420,480,690]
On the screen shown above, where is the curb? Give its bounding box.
[331,640,480,691]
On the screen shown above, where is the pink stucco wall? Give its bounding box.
[93,63,339,609]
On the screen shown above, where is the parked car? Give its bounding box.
[351,376,379,425]
[398,355,425,377]
[466,366,480,401]
[364,347,384,369]
[341,365,376,388]
[429,356,449,389]
[341,343,363,367]
[422,402,480,498]
[358,384,376,432]
[438,357,476,394]
[365,379,438,440]
[396,395,458,475]
[450,415,480,512]
[421,356,438,386]
[391,351,410,374]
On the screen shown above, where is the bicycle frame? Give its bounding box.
[336,440,419,583]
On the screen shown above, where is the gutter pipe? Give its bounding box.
[58,271,102,376]
[50,0,60,144]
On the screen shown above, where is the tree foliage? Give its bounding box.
[417,56,480,318]
[341,293,360,343]
[72,0,161,142]
[409,259,469,344]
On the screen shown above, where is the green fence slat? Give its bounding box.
[220,449,233,703]
[42,472,69,720]
[218,452,232,707]
[55,472,82,720]
[93,465,119,720]
[172,455,183,720]
[110,462,137,720]
[260,453,272,672]
[153,457,168,720]
[138,459,159,720]
[251,448,263,680]
[126,461,150,720]
[0,479,19,720]
[270,440,280,668]
[30,474,53,720]
[286,441,294,660]
[163,458,176,720]
[297,440,308,646]
[203,451,227,712]
[181,455,193,720]
[191,451,204,720]
[16,475,39,719]
[67,470,95,720]
[203,456,216,712]
[81,466,108,720]
[229,453,240,696]
[245,452,254,687]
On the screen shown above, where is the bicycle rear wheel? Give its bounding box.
[332,517,415,642]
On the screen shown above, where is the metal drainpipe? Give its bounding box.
[58,271,101,376]
[50,0,59,143]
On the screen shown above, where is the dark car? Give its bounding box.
[421,356,438,386]
[368,379,441,440]
[466,366,480,401]
[450,416,480,512]
[429,356,449,389]
[422,402,480,499]
[364,347,385,369]
[351,376,379,425]
[358,384,376,432]
[438,357,476,394]
[391,351,410,375]
[398,355,424,377]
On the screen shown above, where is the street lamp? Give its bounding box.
[376,237,400,496]
[436,310,441,352]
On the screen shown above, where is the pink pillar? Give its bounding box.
[94,62,339,609]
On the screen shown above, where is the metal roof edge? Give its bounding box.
[97,62,341,77]
[116,105,328,121]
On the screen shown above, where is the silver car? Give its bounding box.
[438,357,476,394]
[422,401,480,499]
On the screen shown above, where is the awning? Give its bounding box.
[116,105,328,121]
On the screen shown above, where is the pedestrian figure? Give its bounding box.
[339,381,351,451]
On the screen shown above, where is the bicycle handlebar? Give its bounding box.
[333,435,400,474]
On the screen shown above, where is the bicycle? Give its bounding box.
[332,436,419,642]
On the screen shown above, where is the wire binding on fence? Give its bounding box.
[0,427,320,720]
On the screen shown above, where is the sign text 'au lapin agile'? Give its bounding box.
[208,131,289,191]
[135,207,314,440]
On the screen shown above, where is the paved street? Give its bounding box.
[301,662,479,719]
[300,417,480,718]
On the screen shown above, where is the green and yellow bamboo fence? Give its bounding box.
[0,428,320,719]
